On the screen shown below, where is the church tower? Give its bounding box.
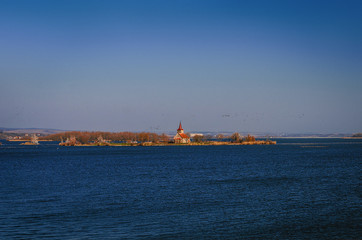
[177,122,184,134]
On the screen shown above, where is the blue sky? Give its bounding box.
[0,0,361,133]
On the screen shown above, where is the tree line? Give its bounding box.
[41,131,170,144]
[40,131,258,144]
[230,133,256,143]
[187,133,256,143]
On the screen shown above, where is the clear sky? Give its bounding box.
[0,0,361,134]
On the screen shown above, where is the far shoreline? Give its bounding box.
[270,136,360,139]
[61,140,277,147]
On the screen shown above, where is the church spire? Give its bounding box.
[177,122,184,133]
[178,122,183,131]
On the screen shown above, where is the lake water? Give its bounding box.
[0,139,361,239]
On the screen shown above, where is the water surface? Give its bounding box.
[0,139,361,239]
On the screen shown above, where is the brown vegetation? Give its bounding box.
[41,131,276,146]
[216,134,225,139]
[59,136,78,146]
[192,135,205,143]
[41,131,170,145]
[230,133,257,143]
[244,134,256,142]
[230,132,242,143]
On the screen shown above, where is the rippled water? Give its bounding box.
[0,139,361,239]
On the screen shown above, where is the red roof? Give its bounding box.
[179,133,189,138]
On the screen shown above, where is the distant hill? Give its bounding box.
[269,133,353,138]
[184,131,353,138]
[0,128,67,139]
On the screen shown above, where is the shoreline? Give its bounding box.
[65,140,277,147]
[270,136,355,139]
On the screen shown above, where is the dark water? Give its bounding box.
[0,139,361,239]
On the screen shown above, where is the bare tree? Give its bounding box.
[244,134,256,142]
[193,135,204,143]
[230,132,242,143]
[160,133,170,143]
[216,134,225,140]
[31,134,39,145]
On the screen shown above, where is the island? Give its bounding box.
[20,134,39,145]
[39,123,276,146]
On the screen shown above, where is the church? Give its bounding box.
[173,122,191,144]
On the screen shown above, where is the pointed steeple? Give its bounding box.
[177,122,184,133]
[178,122,183,130]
